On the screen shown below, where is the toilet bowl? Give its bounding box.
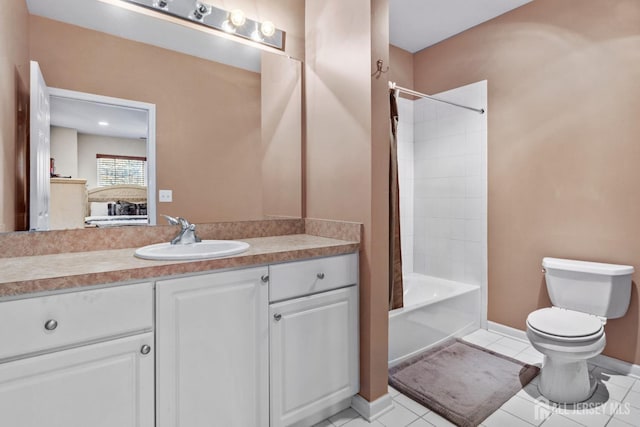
[526,257,633,404]
[526,307,605,403]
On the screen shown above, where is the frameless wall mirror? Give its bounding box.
[4,0,302,233]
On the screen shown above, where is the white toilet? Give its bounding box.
[526,257,634,404]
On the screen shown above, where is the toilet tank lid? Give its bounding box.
[542,257,634,276]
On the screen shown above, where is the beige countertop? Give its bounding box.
[0,234,359,298]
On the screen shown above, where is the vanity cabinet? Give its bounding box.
[269,254,359,427]
[156,266,269,427]
[0,283,154,427]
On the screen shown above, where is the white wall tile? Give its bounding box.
[405,82,486,295]
[465,154,482,176]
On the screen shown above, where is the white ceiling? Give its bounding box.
[390,0,534,53]
[50,96,148,140]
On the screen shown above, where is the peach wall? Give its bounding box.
[29,16,263,224]
[413,0,640,364]
[389,45,414,90]
[0,0,29,232]
[305,0,389,401]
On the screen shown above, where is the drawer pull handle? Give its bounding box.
[317,273,325,279]
[273,313,282,321]
[44,319,58,331]
[140,345,151,355]
[261,274,269,283]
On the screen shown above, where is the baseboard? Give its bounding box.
[290,398,352,427]
[594,353,640,379]
[488,320,528,342]
[351,393,394,422]
[488,321,640,379]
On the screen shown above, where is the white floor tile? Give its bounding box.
[631,379,640,393]
[314,421,334,427]
[492,337,531,353]
[393,393,430,417]
[485,341,523,358]
[553,400,619,427]
[540,414,583,427]
[592,367,636,392]
[605,417,636,427]
[594,380,631,403]
[329,408,360,426]
[422,411,458,427]
[342,417,385,427]
[462,329,503,347]
[611,402,640,426]
[376,402,420,427]
[388,385,401,397]
[501,395,551,426]
[407,419,433,427]
[515,348,545,366]
[482,409,536,427]
[622,390,640,409]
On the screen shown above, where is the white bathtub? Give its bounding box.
[388,273,481,366]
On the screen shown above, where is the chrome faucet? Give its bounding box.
[162,215,202,245]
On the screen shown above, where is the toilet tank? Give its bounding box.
[542,257,634,319]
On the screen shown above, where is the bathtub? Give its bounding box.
[388,273,481,366]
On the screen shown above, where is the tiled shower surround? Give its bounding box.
[397,81,488,320]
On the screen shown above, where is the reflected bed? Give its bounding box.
[85,184,148,227]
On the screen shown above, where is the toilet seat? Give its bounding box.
[527,307,604,342]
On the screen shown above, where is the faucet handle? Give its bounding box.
[176,217,191,229]
[161,214,180,226]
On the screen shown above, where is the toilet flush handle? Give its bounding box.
[541,268,546,274]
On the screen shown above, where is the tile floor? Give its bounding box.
[316,329,640,427]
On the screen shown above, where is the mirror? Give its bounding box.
[48,89,156,230]
[4,2,302,233]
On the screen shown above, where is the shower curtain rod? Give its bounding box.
[389,81,485,114]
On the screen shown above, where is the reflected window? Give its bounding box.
[96,154,147,187]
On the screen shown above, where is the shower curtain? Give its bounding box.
[389,90,404,310]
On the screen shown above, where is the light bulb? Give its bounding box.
[229,9,246,27]
[221,20,236,33]
[250,29,263,42]
[260,20,276,37]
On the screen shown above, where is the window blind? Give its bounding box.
[96,154,147,187]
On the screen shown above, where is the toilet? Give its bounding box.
[526,257,634,404]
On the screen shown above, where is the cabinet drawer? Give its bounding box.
[0,283,153,361]
[269,253,358,302]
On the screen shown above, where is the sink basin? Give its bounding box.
[134,240,250,261]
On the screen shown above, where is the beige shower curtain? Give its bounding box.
[389,90,404,310]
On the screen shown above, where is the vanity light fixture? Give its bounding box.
[121,0,285,50]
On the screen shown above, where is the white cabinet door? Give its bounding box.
[156,267,269,427]
[270,286,359,427]
[0,333,154,427]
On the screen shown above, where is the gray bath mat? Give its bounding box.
[388,338,539,427]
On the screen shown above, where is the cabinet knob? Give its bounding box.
[140,345,151,355]
[317,273,325,279]
[44,319,58,331]
[261,274,269,283]
[273,313,282,321]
